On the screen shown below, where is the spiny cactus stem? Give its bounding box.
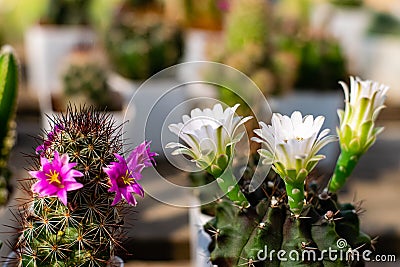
[216,166,249,207]
[328,150,360,193]
[0,45,18,155]
[285,180,305,217]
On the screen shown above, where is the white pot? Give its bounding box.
[189,198,216,267]
[362,36,400,105]
[25,25,96,94]
[3,252,124,267]
[269,91,343,171]
[311,4,371,74]
[177,29,221,100]
[108,73,190,156]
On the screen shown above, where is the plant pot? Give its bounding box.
[269,91,343,171]
[189,197,215,267]
[3,252,124,267]
[36,73,134,148]
[177,29,221,100]
[311,4,371,74]
[25,25,96,94]
[108,73,190,156]
[362,35,400,106]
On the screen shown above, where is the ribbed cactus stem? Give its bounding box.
[0,45,18,160]
[285,181,305,216]
[328,151,360,193]
[216,166,249,207]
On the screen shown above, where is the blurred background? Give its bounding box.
[0,0,399,266]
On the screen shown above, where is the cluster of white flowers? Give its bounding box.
[167,76,389,214]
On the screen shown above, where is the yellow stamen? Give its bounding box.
[46,170,64,187]
[121,170,135,185]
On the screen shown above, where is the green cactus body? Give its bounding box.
[15,107,129,266]
[0,45,19,205]
[311,218,350,267]
[328,151,360,193]
[284,181,305,217]
[214,166,249,207]
[204,167,372,267]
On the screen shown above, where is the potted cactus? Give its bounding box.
[59,47,121,111]
[167,76,388,266]
[5,105,156,266]
[25,0,96,95]
[36,46,133,138]
[105,0,187,155]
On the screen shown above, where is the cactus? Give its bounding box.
[61,48,116,110]
[166,76,387,266]
[13,106,156,266]
[0,45,19,205]
[41,0,92,25]
[106,0,183,80]
[204,166,371,266]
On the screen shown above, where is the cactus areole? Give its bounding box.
[13,106,156,266]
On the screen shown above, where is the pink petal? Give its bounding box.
[132,183,144,197]
[111,192,122,206]
[64,181,83,191]
[57,190,68,205]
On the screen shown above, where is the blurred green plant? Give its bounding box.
[293,36,348,91]
[40,0,92,25]
[0,0,47,43]
[105,0,183,80]
[0,45,19,205]
[368,11,400,36]
[330,0,363,7]
[213,0,298,116]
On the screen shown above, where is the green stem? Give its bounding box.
[328,150,360,193]
[216,166,249,207]
[285,181,305,216]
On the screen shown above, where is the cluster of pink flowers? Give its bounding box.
[31,141,156,206]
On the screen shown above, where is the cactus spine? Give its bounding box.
[14,106,149,266]
[0,45,19,205]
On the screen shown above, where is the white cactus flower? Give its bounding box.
[252,111,337,181]
[338,76,389,154]
[166,104,252,170]
[328,77,389,193]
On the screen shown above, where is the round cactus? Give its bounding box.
[13,106,156,266]
[204,157,372,267]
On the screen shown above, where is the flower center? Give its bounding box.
[118,170,135,186]
[296,136,304,141]
[46,170,64,188]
